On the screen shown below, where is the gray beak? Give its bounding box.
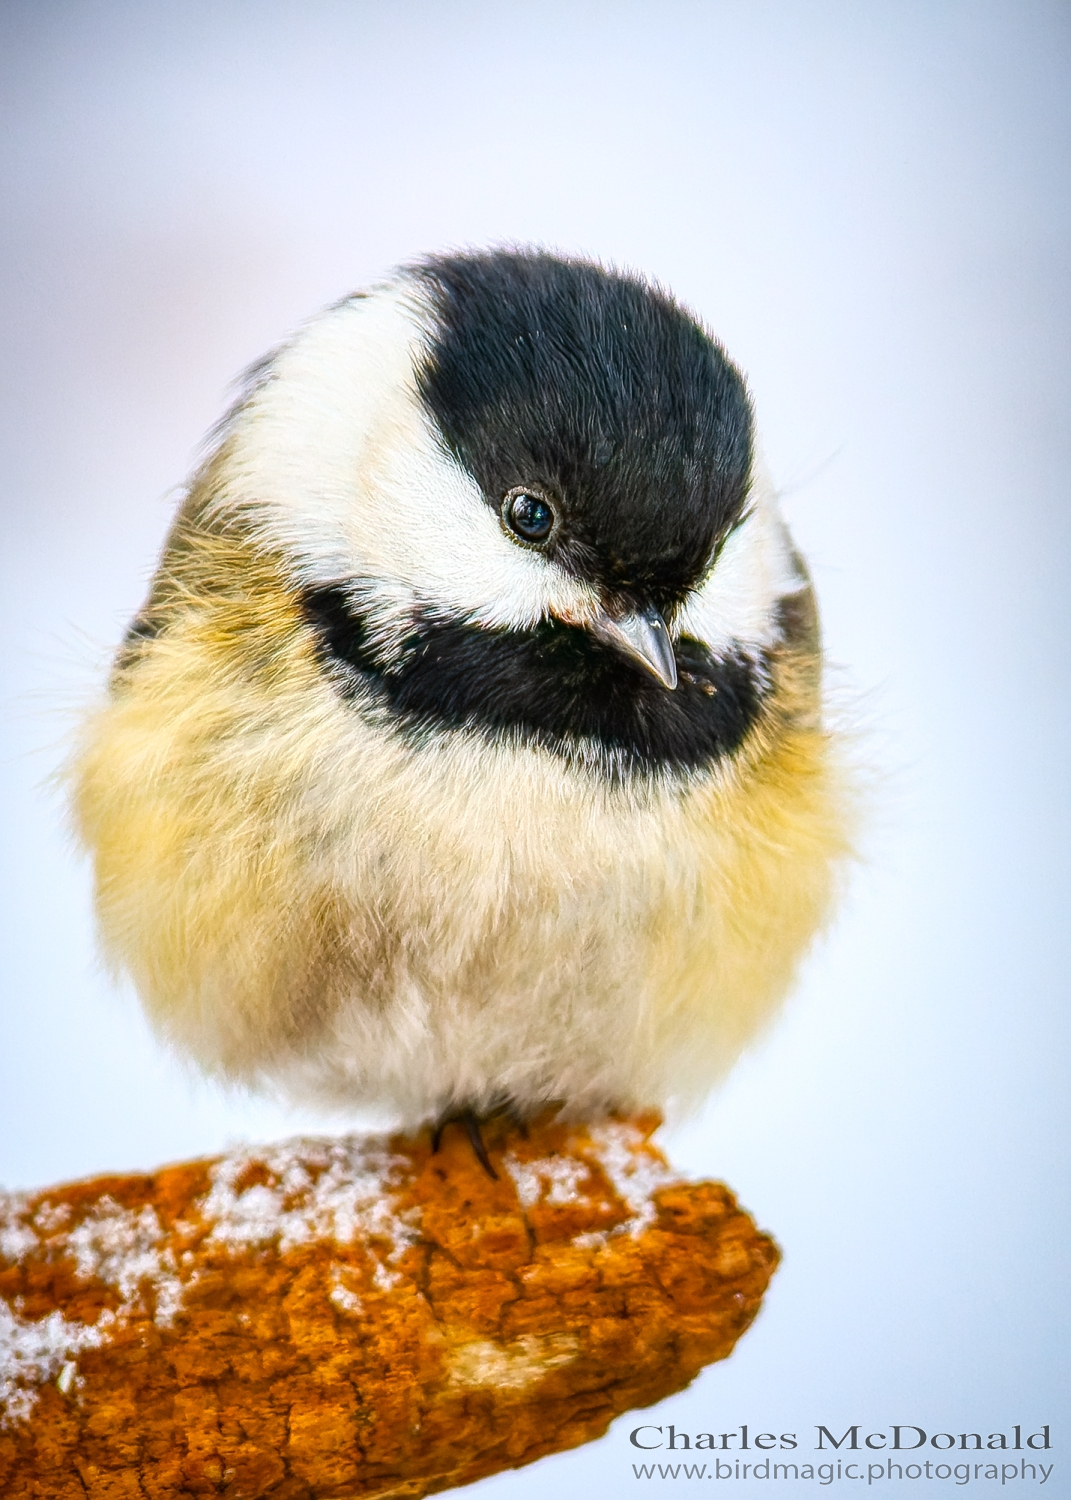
[589,603,678,690]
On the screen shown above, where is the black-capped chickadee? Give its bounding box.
[72,250,849,1133]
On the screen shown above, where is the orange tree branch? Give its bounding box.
[0,1112,778,1498]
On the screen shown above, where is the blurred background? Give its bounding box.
[1,2,1068,1492]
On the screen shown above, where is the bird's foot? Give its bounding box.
[430,1107,499,1180]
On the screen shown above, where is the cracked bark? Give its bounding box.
[0,1113,779,1498]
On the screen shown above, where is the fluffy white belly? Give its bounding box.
[74,623,844,1127]
[276,725,694,1122]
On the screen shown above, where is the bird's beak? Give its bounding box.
[588,602,678,690]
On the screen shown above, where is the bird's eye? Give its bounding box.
[503,490,555,543]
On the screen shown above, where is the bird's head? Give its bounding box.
[195,249,810,776]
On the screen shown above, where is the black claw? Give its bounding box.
[430,1108,499,1179]
[505,1103,529,1139]
[463,1110,499,1180]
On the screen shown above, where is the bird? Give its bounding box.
[71,248,850,1147]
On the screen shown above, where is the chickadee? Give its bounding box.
[73,249,849,1134]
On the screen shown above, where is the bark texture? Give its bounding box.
[0,1113,778,1498]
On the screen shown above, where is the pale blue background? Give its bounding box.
[1,4,1068,1494]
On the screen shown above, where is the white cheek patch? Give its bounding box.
[675,466,804,659]
[354,384,599,634]
[212,281,598,637]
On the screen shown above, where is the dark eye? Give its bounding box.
[503,490,555,543]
